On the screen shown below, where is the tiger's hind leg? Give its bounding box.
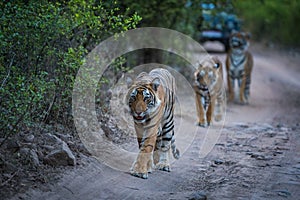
[239,76,249,104]
[195,93,209,127]
[243,52,253,103]
[154,148,170,172]
[214,91,225,122]
[226,56,234,102]
[239,56,253,104]
[244,74,251,103]
[244,61,253,103]
[227,76,235,102]
[154,121,175,172]
[206,98,214,126]
[171,136,180,159]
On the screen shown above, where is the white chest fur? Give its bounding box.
[229,53,246,79]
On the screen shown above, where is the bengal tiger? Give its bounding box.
[226,31,253,104]
[193,56,225,127]
[127,68,180,179]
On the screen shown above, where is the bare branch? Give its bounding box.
[1,54,15,89]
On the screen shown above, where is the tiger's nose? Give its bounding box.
[135,102,145,114]
[135,111,142,115]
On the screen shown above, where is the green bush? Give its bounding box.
[0,0,141,138]
[234,0,300,46]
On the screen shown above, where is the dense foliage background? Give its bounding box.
[1,0,299,141]
[234,0,300,46]
[0,0,141,140]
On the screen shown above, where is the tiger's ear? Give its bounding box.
[151,77,160,91]
[230,29,238,36]
[125,75,133,89]
[231,29,238,34]
[137,72,148,78]
[246,32,251,40]
[212,56,222,69]
[194,70,199,78]
[214,62,220,69]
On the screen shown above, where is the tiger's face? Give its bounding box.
[229,32,250,53]
[128,78,161,124]
[194,57,222,90]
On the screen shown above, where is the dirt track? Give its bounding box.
[12,43,300,200]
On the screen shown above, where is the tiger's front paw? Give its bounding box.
[214,114,223,122]
[239,99,249,105]
[239,94,249,105]
[228,93,234,102]
[130,162,149,179]
[197,121,209,127]
[156,162,171,172]
[130,171,148,179]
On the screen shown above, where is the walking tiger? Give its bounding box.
[193,56,225,127]
[226,31,253,104]
[127,68,180,179]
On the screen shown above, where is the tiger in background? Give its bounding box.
[226,31,253,104]
[193,56,225,127]
[127,68,180,179]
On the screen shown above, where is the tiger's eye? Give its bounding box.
[144,97,151,104]
[200,70,205,77]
